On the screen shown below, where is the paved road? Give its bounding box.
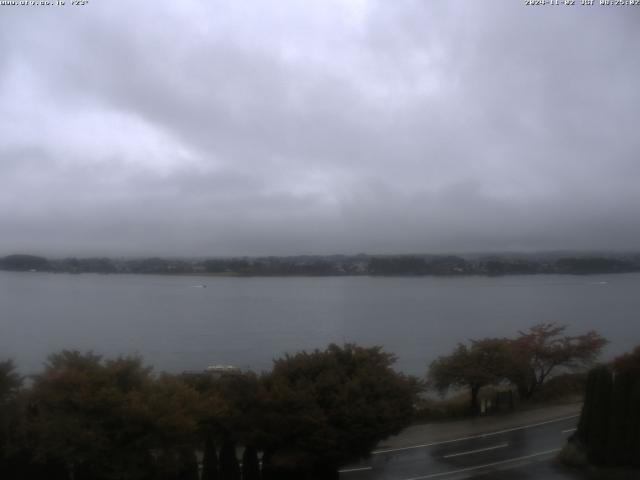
[339,415,583,480]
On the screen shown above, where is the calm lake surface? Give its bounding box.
[1,271,639,376]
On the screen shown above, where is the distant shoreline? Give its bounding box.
[2,252,640,278]
[8,271,638,279]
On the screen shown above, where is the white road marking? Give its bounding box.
[338,466,373,473]
[401,448,561,480]
[562,428,577,434]
[442,442,508,459]
[372,414,579,455]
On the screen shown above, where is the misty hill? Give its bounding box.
[0,254,50,271]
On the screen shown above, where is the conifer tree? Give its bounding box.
[584,366,613,465]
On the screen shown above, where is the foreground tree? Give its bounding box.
[428,338,512,415]
[260,344,419,479]
[575,346,640,468]
[606,346,640,467]
[185,370,266,480]
[142,373,202,479]
[576,365,613,465]
[428,324,608,413]
[508,323,608,399]
[26,351,203,480]
[0,360,21,402]
[26,351,159,480]
[0,360,23,479]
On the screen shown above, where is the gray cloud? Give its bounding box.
[1,1,639,256]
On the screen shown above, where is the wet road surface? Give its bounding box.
[339,415,583,480]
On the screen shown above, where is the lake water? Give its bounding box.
[1,271,639,376]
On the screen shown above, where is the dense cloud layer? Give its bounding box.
[1,1,639,256]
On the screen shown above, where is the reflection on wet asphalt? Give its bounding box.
[340,417,585,480]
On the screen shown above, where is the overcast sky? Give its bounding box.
[1,1,639,257]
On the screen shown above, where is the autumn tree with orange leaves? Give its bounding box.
[428,323,608,414]
[508,323,608,399]
[428,338,513,415]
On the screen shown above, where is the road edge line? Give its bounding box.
[372,414,579,455]
[442,442,508,459]
[402,448,562,480]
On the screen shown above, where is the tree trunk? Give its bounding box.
[241,446,260,480]
[201,436,219,480]
[260,450,275,480]
[470,384,480,416]
[219,441,240,480]
[178,448,199,480]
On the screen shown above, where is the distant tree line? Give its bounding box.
[0,344,419,480]
[573,346,640,468]
[2,253,640,277]
[427,323,608,415]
